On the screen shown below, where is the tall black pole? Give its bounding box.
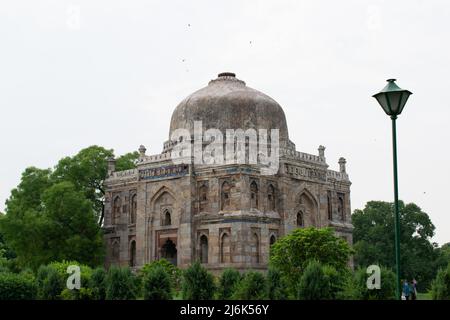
[391,115,401,300]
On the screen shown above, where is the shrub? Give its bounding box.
[296,260,348,300]
[0,249,9,273]
[60,287,94,300]
[360,266,395,300]
[233,271,267,300]
[297,260,329,300]
[143,265,172,300]
[181,261,215,300]
[89,267,107,300]
[36,265,64,300]
[270,227,353,295]
[342,266,396,300]
[48,261,94,300]
[48,261,93,279]
[266,268,289,300]
[431,264,450,300]
[105,266,137,300]
[140,259,181,291]
[218,268,241,300]
[0,272,36,300]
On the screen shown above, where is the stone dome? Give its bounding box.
[169,72,289,144]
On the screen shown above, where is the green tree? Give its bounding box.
[89,267,107,300]
[352,201,439,290]
[181,261,215,300]
[269,227,353,295]
[105,266,138,300]
[435,243,450,270]
[36,265,64,300]
[431,264,450,300]
[297,260,328,300]
[140,258,181,291]
[296,260,345,300]
[115,151,139,171]
[1,182,104,269]
[142,265,172,300]
[0,146,137,269]
[233,271,267,300]
[0,168,52,268]
[217,268,241,300]
[52,146,138,225]
[0,213,16,262]
[266,267,289,300]
[41,183,104,266]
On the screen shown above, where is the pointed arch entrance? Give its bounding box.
[161,238,177,265]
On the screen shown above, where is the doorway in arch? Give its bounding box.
[156,230,178,266]
[161,239,177,265]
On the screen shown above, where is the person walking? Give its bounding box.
[402,280,410,300]
[410,279,417,300]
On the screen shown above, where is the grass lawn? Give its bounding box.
[417,292,432,300]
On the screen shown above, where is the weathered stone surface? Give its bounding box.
[168,73,290,150]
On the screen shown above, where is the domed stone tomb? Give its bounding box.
[103,73,353,272]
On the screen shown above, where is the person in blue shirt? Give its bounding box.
[402,280,411,300]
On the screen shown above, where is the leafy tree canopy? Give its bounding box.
[352,200,440,290]
[0,145,138,269]
[0,182,104,269]
[52,146,138,224]
[269,227,353,294]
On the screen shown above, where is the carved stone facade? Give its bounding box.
[103,73,353,272]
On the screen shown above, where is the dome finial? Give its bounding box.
[218,72,236,78]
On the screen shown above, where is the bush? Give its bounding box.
[105,266,138,300]
[297,260,329,300]
[266,268,289,300]
[140,259,181,291]
[218,268,241,299]
[270,227,353,295]
[181,261,215,300]
[359,266,395,300]
[143,265,172,300]
[0,249,9,273]
[431,264,450,300]
[0,272,36,300]
[36,265,64,300]
[337,274,362,300]
[48,261,93,279]
[233,271,267,300]
[60,287,94,300]
[341,266,396,300]
[48,261,94,300]
[89,267,107,300]
[296,260,348,300]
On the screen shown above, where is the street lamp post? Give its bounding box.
[372,79,412,300]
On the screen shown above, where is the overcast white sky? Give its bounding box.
[0,0,449,245]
